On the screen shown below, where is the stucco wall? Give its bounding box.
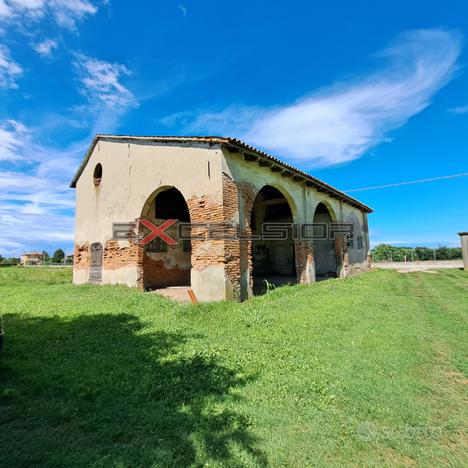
[73,139,370,301]
[74,139,232,301]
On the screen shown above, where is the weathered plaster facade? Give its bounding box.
[71,136,372,301]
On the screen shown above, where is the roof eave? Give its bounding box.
[70,135,100,188]
[70,134,373,213]
[222,139,373,213]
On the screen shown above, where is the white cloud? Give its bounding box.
[0,0,98,29]
[167,29,461,168]
[72,53,138,133]
[0,119,85,255]
[33,38,58,57]
[0,45,23,89]
[449,105,468,114]
[0,0,13,17]
[73,53,137,108]
[0,119,28,160]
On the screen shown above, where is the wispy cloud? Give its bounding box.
[73,53,137,108]
[0,49,141,254]
[33,38,58,58]
[0,45,23,89]
[177,5,187,16]
[0,119,85,255]
[72,53,138,132]
[448,104,468,114]
[164,29,461,168]
[0,0,98,29]
[0,119,28,160]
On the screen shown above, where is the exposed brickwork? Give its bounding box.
[295,240,314,283]
[73,242,90,269]
[187,192,225,271]
[142,254,190,289]
[185,174,254,300]
[334,234,349,277]
[101,240,144,288]
[222,174,242,300]
[103,240,142,269]
[237,182,257,298]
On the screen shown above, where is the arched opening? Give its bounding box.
[140,187,192,290]
[93,163,102,186]
[313,202,338,280]
[250,185,297,294]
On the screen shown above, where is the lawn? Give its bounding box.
[0,267,466,467]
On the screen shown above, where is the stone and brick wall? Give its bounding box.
[295,240,314,284]
[73,242,90,269]
[142,255,190,288]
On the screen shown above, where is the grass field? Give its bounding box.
[0,267,467,467]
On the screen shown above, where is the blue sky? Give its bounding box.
[0,0,467,256]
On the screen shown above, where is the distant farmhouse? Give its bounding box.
[71,135,372,301]
[20,252,43,266]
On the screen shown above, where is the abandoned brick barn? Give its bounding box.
[71,135,372,301]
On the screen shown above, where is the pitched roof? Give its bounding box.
[70,134,372,213]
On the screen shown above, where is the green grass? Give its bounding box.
[0,267,467,467]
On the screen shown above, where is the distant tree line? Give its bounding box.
[0,249,70,267]
[371,244,463,262]
[0,255,20,266]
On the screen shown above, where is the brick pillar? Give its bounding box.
[334,234,349,278]
[187,193,227,299]
[237,182,256,300]
[295,240,315,284]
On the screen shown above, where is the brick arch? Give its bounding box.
[253,183,299,223]
[140,185,191,219]
[313,201,340,280]
[248,184,298,295]
[139,185,193,290]
[312,200,338,222]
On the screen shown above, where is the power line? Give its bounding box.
[345,172,468,193]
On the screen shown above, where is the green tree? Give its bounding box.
[414,247,432,261]
[52,249,65,263]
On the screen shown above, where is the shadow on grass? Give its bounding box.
[0,313,266,467]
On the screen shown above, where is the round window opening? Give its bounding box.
[93,163,103,186]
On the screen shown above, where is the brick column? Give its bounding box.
[295,240,315,284]
[335,234,349,278]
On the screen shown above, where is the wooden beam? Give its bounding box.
[259,159,273,167]
[281,171,294,178]
[243,153,258,162]
[257,197,288,206]
[271,166,284,173]
[224,144,238,154]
